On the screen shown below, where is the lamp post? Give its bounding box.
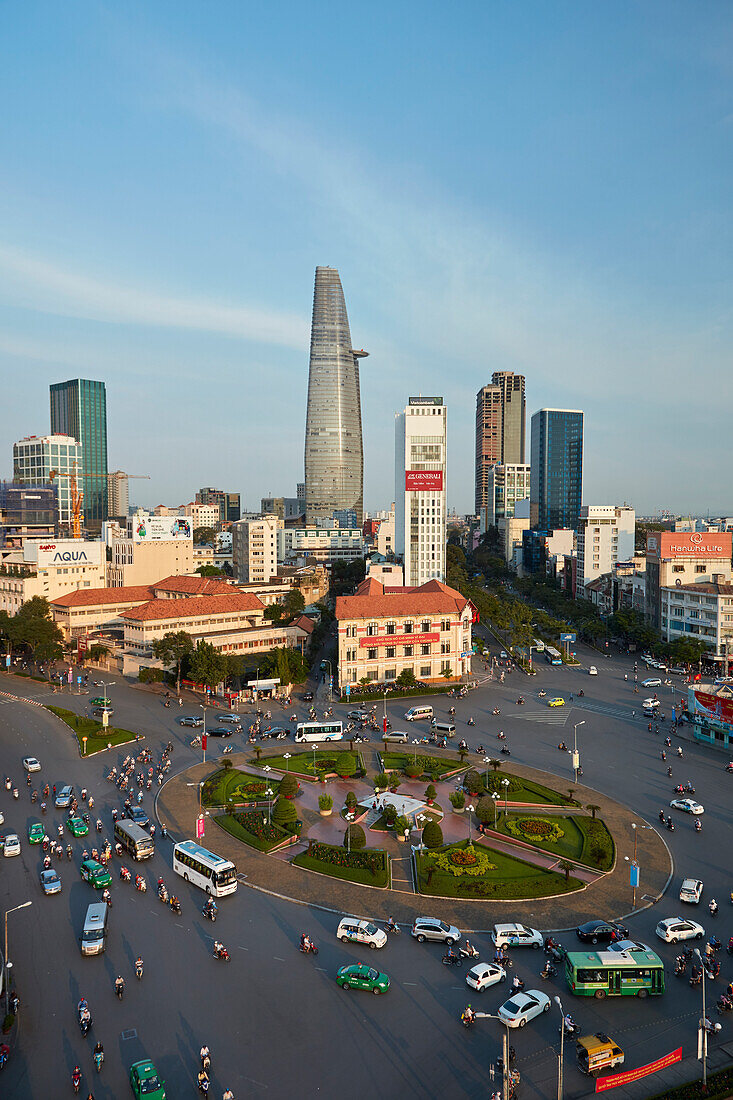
[483,755,490,789]
[466,804,474,845]
[492,791,499,829]
[4,901,32,1015]
[501,777,510,816]
[265,787,274,825]
[572,721,585,782]
[694,947,708,1089]
[470,1013,511,1100]
[199,704,207,764]
[323,659,333,703]
[283,752,291,772]
[99,680,116,709]
[312,743,319,778]
[186,780,206,835]
[625,823,652,908]
[554,995,565,1100]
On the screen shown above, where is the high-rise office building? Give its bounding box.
[474,372,525,514]
[530,409,583,531]
[480,463,531,530]
[196,487,241,523]
[13,434,83,529]
[304,267,367,526]
[50,379,108,530]
[395,397,447,586]
[107,471,130,520]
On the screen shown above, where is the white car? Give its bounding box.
[679,878,704,904]
[22,757,41,772]
[336,918,387,950]
[500,651,508,659]
[492,923,544,949]
[608,939,651,954]
[642,698,660,710]
[642,678,662,687]
[656,917,705,943]
[3,834,21,857]
[466,962,506,991]
[670,799,704,816]
[588,666,598,676]
[497,989,550,1028]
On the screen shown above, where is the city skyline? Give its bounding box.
[1,4,732,514]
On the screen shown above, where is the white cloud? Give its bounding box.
[0,244,307,350]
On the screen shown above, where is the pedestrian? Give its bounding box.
[53,784,57,798]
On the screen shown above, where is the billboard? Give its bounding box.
[29,540,105,568]
[405,470,444,491]
[360,632,438,648]
[409,397,443,406]
[647,532,732,559]
[132,515,192,542]
[560,633,576,643]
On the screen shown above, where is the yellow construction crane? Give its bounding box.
[48,469,150,538]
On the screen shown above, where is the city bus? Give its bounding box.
[533,638,545,653]
[114,819,155,860]
[295,720,344,743]
[545,646,563,665]
[172,840,238,897]
[564,950,665,998]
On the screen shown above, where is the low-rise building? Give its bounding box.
[0,539,106,615]
[646,532,733,630]
[105,514,194,587]
[576,505,635,600]
[232,515,279,583]
[336,577,473,691]
[183,502,221,530]
[661,580,733,656]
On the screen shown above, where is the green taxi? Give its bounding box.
[130,1058,166,1099]
[80,858,111,889]
[336,963,390,994]
[28,820,45,845]
[90,696,108,707]
[67,815,89,837]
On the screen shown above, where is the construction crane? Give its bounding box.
[48,469,150,539]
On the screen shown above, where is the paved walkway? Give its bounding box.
[156,748,672,932]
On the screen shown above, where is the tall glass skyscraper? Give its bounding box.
[50,378,108,530]
[304,267,366,526]
[530,408,583,531]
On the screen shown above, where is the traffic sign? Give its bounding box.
[77,676,82,684]
[629,863,640,888]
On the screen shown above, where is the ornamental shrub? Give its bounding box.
[278,773,299,799]
[394,815,411,835]
[425,783,437,801]
[309,841,385,876]
[335,752,357,778]
[345,791,358,810]
[383,803,397,826]
[318,794,333,811]
[484,774,522,796]
[464,769,483,796]
[505,817,565,843]
[272,796,298,828]
[344,824,366,850]
[449,790,465,809]
[374,772,389,791]
[475,795,496,824]
[404,764,422,779]
[422,820,443,849]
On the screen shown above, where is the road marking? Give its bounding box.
[121,1028,137,1040]
[273,955,285,961]
[315,966,327,972]
[237,945,249,950]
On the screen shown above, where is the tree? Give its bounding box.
[335,752,356,778]
[422,820,443,849]
[464,769,483,796]
[278,773,299,799]
[441,665,453,680]
[282,588,306,619]
[151,631,195,695]
[272,796,298,829]
[558,859,574,883]
[488,758,503,773]
[586,804,601,820]
[88,644,109,662]
[475,795,496,824]
[424,783,437,802]
[187,640,227,691]
[259,646,308,686]
[344,824,366,850]
[193,526,216,545]
[264,604,283,623]
[396,668,417,688]
[195,565,225,577]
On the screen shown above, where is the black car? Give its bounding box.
[576,920,629,945]
[128,805,149,827]
[303,692,314,702]
[260,727,288,740]
[207,727,233,738]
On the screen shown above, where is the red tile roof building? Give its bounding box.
[335,578,474,690]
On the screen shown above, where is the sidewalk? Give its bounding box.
[156,748,672,931]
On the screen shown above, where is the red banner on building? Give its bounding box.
[595,1047,682,1092]
[359,632,439,648]
[405,470,443,491]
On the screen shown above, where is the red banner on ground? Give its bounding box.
[595,1047,682,1092]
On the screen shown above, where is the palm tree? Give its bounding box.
[566,788,575,804]
[458,747,469,764]
[558,859,574,883]
[488,759,503,773]
[586,803,601,820]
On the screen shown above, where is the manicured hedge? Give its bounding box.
[293,840,389,887]
[216,811,294,852]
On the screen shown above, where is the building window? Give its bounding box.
[421,665,431,677]
[421,643,430,655]
[367,648,377,661]
[386,622,395,635]
[421,620,430,633]
[441,641,450,654]
[404,645,413,657]
[672,565,684,573]
[403,621,413,634]
[386,647,395,659]
[441,619,450,632]
[695,565,706,574]
[366,622,378,636]
[384,668,396,680]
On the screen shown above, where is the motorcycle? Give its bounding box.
[72,1066,82,1094]
[135,960,144,980]
[560,1019,581,1038]
[93,1046,104,1072]
[538,691,547,698]
[168,896,182,914]
[500,746,511,755]
[442,951,462,967]
[578,689,584,697]
[516,697,525,705]
[213,944,230,962]
[716,995,733,1014]
[540,963,556,980]
[115,979,125,1000]
[459,943,480,959]
[300,940,319,955]
[674,957,687,976]
[78,1005,92,1036]
[460,1007,475,1029]
[203,903,218,922]
[384,922,400,936]
[492,708,501,716]
[709,901,719,918]
[0,1043,9,1070]
[135,875,147,892]
[509,977,525,994]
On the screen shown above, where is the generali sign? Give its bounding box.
[406,470,443,491]
[359,632,439,648]
[648,532,732,559]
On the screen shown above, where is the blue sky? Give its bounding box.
[1,1,732,515]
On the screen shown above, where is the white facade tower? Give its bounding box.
[395,398,447,586]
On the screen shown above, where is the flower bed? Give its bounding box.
[202,768,280,807]
[216,810,295,852]
[431,845,496,877]
[381,752,462,780]
[505,817,565,844]
[415,839,582,899]
[293,840,389,887]
[250,751,363,778]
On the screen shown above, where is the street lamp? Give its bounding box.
[483,755,490,789]
[466,804,474,844]
[4,901,32,1015]
[99,680,116,708]
[312,743,320,778]
[265,787,274,824]
[323,659,333,702]
[492,791,499,829]
[199,704,207,763]
[467,1012,511,1100]
[186,781,206,835]
[554,995,565,1100]
[572,721,585,782]
[501,777,510,816]
[625,823,652,908]
[693,948,709,1089]
[283,752,291,772]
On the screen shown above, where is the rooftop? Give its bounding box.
[52,585,155,608]
[336,578,470,620]
[664,581,733,596]
[120,592,264,622]
[152,575,234,597]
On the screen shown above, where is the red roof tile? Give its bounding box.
[336,579,469,620]
[291,615,315,634]
[120,592,264,622]
[152,575,234,597]
[51,585,155,609]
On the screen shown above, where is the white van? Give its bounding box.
[404,705,433,722]
[382,730,409,743]
[431,720,456,737]
[81,901,108,956]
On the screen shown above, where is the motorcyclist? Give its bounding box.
[462,1004,475,1025]
[115,976,125,998]
[205,898,217,918]
[695,820,702,832]
[135,956,144,978]
[710,899,719,916]
[200,1044,211,1070]
[510,975,524,992]
[386,916,397,933]
[563,1013,576,1033]
[214,941,227,958]
[540,960,554,979]
[93,1041,104,1068]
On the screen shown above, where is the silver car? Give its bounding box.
[411,917,461,945]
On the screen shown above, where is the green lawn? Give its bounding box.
[573,815,615,872]
[45,705,138,753]
[381,752,463,779]
[202,768,280,807]
[493,812,586,863]
[250,750,362,778]
[293,842,390,887]
[472,770,570,805]
[215,811,295,853]
[415,839,582,900]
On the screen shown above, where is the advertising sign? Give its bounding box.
[595,1047,682,1091]
[405,470,444,492]
[196,814,205,839]
[29,540,105,568]
[132,515,192,542]
[359,632,439,649]
[647,532,732,559]
[560,633,576,643]
[409,397,443,406]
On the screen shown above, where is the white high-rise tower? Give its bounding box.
[395,398,447,586]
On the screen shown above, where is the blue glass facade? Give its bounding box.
[50,378,108,529]
[530,409,583,531]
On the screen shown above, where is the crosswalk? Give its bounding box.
[510,707,569,726]
[570,699,634,722]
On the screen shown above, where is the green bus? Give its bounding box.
[564,949,665,999]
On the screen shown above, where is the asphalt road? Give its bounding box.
[0,648,731,1099]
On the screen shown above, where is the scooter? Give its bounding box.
[300,940,319,955]
[213,945,230,962]
[560,1019,581,1038]
[459,943,480,959]
[540,963,556,980]
[135,960,144,980]
[135,876,147,892]
[460,1007,475,1029]
[442,951,462,967]
[500,746,511,755]
[168,896,182,915]
[203,903,218,922]
[72,1066,82,1094]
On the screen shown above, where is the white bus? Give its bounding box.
[545,646,562,665]
[172,840,238,897]
[295,720,344,743]
[532,638,545,653]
